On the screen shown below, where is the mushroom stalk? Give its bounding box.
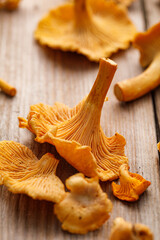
[74,0,92,24]
[87,59,117,106]
[114,52,160,102]
[84,58,117,121]
[0,79,16,97]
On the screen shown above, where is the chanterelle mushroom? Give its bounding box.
[54,173,113,234]
[114,22,160,102]
[109,217,153,240]
[0,0,21,10]
[0,78,16,97]
[19,58,128,181]
[0,141,65,203]
[112,164,151,201]
[34,0,136,61]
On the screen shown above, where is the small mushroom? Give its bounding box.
[0,0,21,10]
[109,217,153,240]
[114,22,160,102]
[19,58,128,181]
[0,141,65,203]
[54,173,113,234]
[35,0,136,61]
[0,79,16,97]
[112,164,151,201]
[157,142,160,152]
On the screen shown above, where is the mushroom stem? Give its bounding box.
[74,0,91,23]
[0,79,16,97]
[119,164,135,184]
[114,52,160,102]
[84,58,117,119]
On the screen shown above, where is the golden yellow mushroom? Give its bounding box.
[19,58,128,181]
[109,218,153,240]
[114,22,160,102]
[157,142,160,152]
[0,0,21,10]
[112,164,151,201]
[54,173,113,234]
[0,79,16,97]
[0,141,65,203]
[35,0,136,62]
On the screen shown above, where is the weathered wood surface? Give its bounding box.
[0,0,159,239]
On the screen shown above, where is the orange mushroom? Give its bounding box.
[0,79,16,97]
[0,0,21,10]
[19,58,128,181]
[0,141,65,203]
[109,217,153,240]
[35,0,136,62]
[54,173,113,234]
[157,142,160,152]
[112,164,151,201]
[114,22,160,102]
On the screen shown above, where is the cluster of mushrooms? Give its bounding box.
[0,0,160,239]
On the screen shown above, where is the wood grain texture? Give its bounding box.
[0,0,159,239]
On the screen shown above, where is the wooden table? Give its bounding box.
[0,0,160,239]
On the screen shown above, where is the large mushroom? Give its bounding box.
[114,22,160,102]
[19,58,128,181]
[35,0,136,61]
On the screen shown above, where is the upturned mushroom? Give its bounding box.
[0,0,21,10]
[0,141,65,203]
[35,0,136,61]
[19,58,128,181]
[114,22,160,102]
[112,164,151,201]
[54,173,113,234]
[109,217,153,240]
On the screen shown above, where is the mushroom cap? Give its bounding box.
[133,22,160,67]
[19,101,128,181]
[0,141,65,203]
[112,164,151,201]
[35,0,136,61]
[109,217,153,240]
[54,173,113,234]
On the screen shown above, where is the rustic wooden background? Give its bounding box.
[0,0,160,239]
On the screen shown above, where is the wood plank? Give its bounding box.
[142,0,160,140]
[0,0,159,240]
